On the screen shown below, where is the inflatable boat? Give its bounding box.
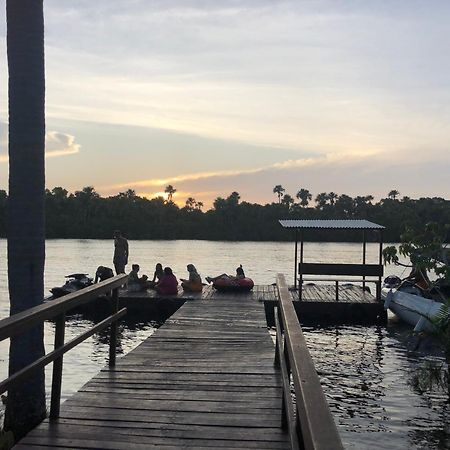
[213,277,254,292]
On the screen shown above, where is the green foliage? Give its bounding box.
[384,222,450,363]
[383,223,450,281]
[0,187,449,242]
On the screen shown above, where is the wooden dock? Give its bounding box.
[82,283,385,326]
[16,295,291,449]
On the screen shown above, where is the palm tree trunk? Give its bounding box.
[4,0,47,440]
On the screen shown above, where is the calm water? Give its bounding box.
[0,239,448,449]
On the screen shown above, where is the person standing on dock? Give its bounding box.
[113,230,129,274]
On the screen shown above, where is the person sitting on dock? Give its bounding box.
[156,267,178,295]
[180,264,203,292]
[148,263,164,289]
[94,266,114,283]
[205,265,246,284]
[128,264,149,292]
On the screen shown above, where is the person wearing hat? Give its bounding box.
[113,230,129,275]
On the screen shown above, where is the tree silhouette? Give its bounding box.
[185,197,203,211]
[296,188,312,207]
[328,192,338,206]
[281,194,294,209]
[388,189,400,200]
[315,192,329,209]
[273,185,285,203]
[164,185,177,202]
[5,0,47,438]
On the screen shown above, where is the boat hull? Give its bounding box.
[381,287,444,332]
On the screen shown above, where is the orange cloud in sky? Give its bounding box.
[98,150,379,207]
[103,150,377,190]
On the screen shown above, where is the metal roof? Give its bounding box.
[279,219,385,230]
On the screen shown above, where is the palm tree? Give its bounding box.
[328,192,338,206]
[281,194,294,209]
[296,188,312,207]
[164,185,177,202]
[315,192,329,209]
[4,0,46,439]
[273,185,285,203]
[388,189,400,200]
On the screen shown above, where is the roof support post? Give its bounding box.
[294,229,298,289]
[377,230,384,301]
[362,230,367,291]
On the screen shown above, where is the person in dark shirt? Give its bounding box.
[113,230,129,274]
[128,264,149,291]
[94,266,114,283]
[149,263,164,288]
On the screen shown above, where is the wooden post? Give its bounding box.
[274,307,280,368]
[377,230,384,301]
[50,312,65,420]
[109,287,119,367]
[335,280,339,301]
[299,230,304,300]
[362,230,367,291]
[281,333,290,430]
[294,230,298,289]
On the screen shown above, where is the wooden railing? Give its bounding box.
[275,274,344,450]
[0,274,128,420]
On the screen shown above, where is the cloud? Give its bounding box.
[103,150,376,191]
[45,131,81,158]
[0,126,81,163]
[98,146,449,208]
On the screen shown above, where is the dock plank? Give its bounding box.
[17,295,290,449]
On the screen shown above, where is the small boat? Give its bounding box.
[381,276,446,332]
[50,273,93,298]
[213,277,254,292]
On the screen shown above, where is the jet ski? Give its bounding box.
[50,273,93,298]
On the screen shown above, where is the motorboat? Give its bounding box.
[50,273,93,298]
[381,275,447,332]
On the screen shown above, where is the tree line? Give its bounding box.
[0,186,448,242]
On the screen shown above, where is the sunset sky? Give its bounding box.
[1,1,449,207]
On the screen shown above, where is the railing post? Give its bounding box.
[274,307,280,368]
[335,280,339,301]
[109,287,119,367]
[281,332,291,430]
[50,312,65,421]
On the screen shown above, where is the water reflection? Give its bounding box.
[302,324,449,450]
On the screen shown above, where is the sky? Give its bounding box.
[1,1,449,207]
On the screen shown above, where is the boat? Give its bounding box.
[381,276,447,332]
[213,277,254,292]
[50,273,93,298]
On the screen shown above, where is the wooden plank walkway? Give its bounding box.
[16,296,290,449]
[119,283,376,304]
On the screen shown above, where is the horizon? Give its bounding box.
[1,1,449,208]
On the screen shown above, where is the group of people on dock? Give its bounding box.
[109,230,247,295]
